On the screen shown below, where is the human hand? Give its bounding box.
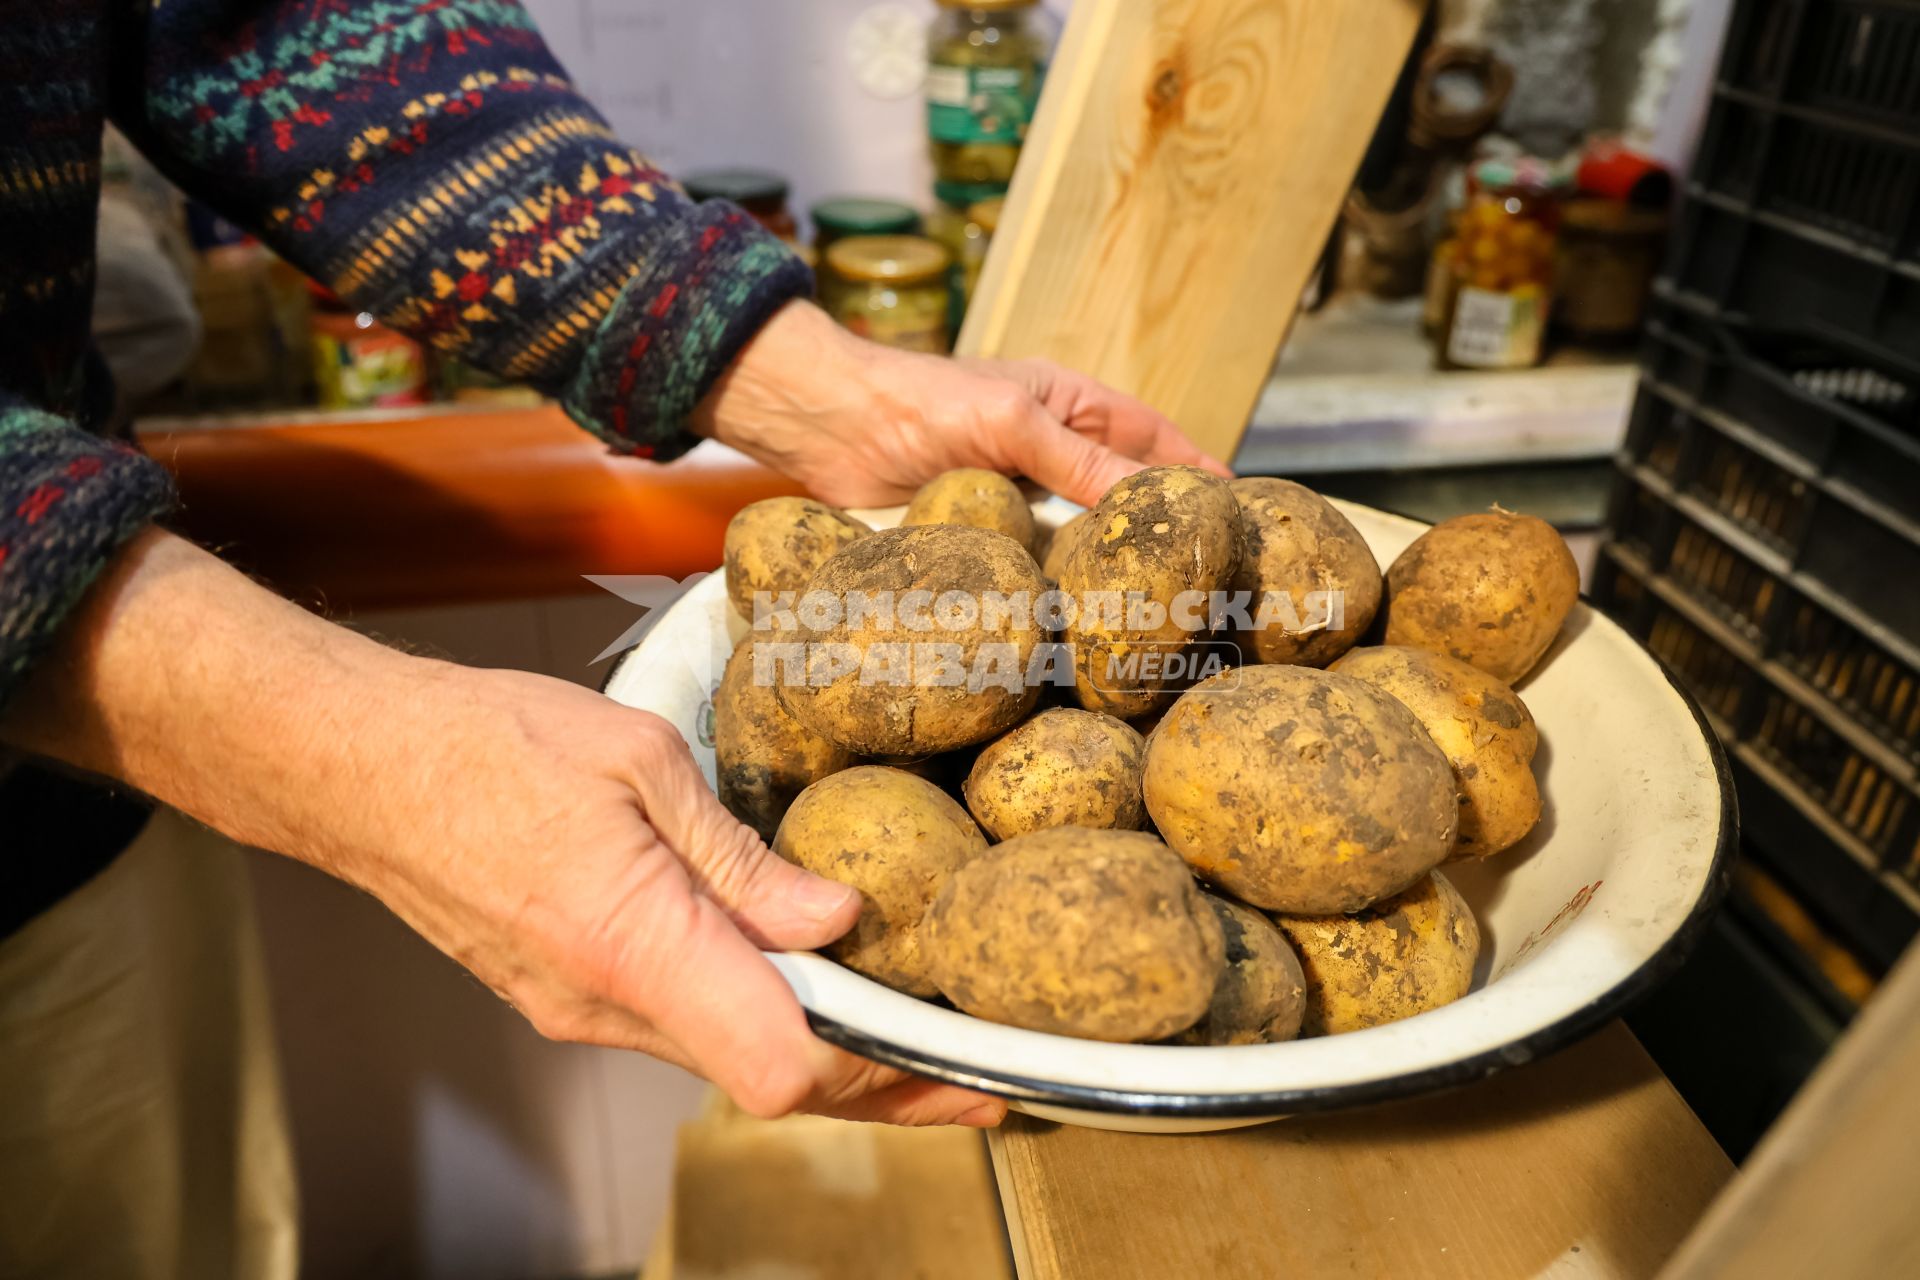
[5,530,1005,1127]
[349,663,1007,1125]
[691,300,1233,508]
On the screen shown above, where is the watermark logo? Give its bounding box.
[583,573,708,664]
[588,576,1343,698]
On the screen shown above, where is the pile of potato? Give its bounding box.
[715,466,1578,1044]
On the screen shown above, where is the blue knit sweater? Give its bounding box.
[1,0,812,710]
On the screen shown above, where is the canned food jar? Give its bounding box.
[1434,157,1568,370]
[825,235,953,353]
[926,0,1054,194]
[682,168,799,244]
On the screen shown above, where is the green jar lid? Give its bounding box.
[812,197,922,239]
[934,179,1011,210]
[683,168,790,208]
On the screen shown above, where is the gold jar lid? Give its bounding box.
[967,196,1006,235]
[826,235,952,285]
[935,0,1038,8]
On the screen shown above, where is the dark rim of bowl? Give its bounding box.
[603,555,1738,1116]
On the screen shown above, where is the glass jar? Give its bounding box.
[308,285,428,409]
[926,0,1053,197]
[682,168,799,244]
[1433,158,1567,370]
[824,235,953,353]
[812,198,922,308]
[812,197,922,253]
[926,194,1006,335]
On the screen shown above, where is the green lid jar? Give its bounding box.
[811,197,922,251]
[926,0,1054,192]
[824,235,953,354]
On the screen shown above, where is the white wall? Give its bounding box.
[522,0,1070,228]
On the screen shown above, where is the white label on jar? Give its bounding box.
[1447,286,1543,368]
[925,64,971,107]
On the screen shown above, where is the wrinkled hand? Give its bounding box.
[692,300,1233,507]
[4,530,1003,1128]
[359,663,1006,1126]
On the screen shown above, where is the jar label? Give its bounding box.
[1447,286,1545,368]
[927,62,1041,144]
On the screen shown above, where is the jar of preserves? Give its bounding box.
[308,285,428,409]
[812,197,921,252]
[682,168,799,244]
[1433,157,1567,370]
[824,235,953,353]
[926,0,1054,196]
[925,193,1003,332]
[813,198,924,309]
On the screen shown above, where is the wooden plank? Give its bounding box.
[660,1093,1014,1280]
[956,0,1426,462]
[990,1022,1731,1280]
[1658,940,1920,1280]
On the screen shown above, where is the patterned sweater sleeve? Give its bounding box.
[110,0,813,460]
[0,398,176,703]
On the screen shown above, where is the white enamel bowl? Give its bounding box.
[604,496,1733,1133]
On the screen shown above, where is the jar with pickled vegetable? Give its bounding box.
[924,194,1003,333]
[825,235,953,353]
[1433,158,1568,370]
[682,168,799,244]
[813,198,924,309]
[926,0,1054,196]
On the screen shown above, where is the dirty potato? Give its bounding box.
[1144,664,1458,914]
[714,638,859,840]
[903,468,1036,553]
[1331,645,1541,859]
[1272,871,1480,1035]
[1039,509,1093,583]
[1060,466,1244,719]
[773,766,990,996]
[1172,894,1307,1046]
[1229,477,1382,667]
[776,525,1047,756]
[1383,510,1580,684]
[926,827,1225,1042]
[723,497,871,623]
[963,708,1147,841]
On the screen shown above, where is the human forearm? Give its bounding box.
[3,527,1000,1126]
[2,526,450,879]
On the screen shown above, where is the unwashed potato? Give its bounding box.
[963,708,1147,840]
[1229,477,1382,667]
[1383,509,1579,684]
[1060,466,1244,718]
[1331,645,1541,859]
[1272,871,1480,1036]
[1172,894,1306,1046]
[723,497,870,623]
[776,525,1047,756]
[1039,509,1093,583]
[714,639,859,840]
[1144,664,1458,914]
[927,827,1225,1042]
[903,468,1036,553]
[773,766,989,996]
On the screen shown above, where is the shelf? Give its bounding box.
[138,405,804,611]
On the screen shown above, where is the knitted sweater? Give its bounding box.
[0,0,813,712]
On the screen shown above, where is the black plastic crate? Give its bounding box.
[1602,469,1920,767]
[1594,547,1920,965]
[1673,0,1920,373]
[1634,303,1920,651]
